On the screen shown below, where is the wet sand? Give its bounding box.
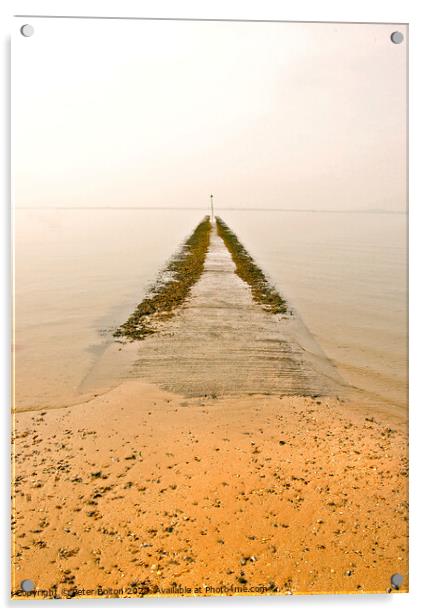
[12,382,408,598]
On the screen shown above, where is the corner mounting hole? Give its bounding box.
[390,573,403,590]
[390,31,404,44]
[20,579,35,592]
[20,24,34,37]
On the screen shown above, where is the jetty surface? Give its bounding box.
[122,226,343,397]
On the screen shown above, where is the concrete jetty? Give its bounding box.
[113,226,344,397]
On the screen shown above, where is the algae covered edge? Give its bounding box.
[216,217,289,314]
[114,216,212,340]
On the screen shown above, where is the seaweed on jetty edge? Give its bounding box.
[114,216,212,340]
[216,217,288,315]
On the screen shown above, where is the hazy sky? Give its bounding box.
[14,19,407,211]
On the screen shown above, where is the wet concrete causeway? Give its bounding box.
[124,226,344,398]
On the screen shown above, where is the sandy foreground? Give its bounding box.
[11,382,408,599]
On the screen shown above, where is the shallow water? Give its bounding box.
[13,208,203,409]
[13,208,407,414]
[221,210,408,412]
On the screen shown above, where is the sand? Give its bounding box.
[11,382,408,599]
[11,224,408,599]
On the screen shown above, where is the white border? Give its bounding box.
[1,1,425,614]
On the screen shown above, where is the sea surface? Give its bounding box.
[13,208,407,414]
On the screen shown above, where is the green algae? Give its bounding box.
[114,217,212,340]
[216,217,288,314]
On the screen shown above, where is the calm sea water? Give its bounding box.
[222,210,407,413]
[13,208,407,414]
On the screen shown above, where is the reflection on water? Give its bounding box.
[13,208,407,414]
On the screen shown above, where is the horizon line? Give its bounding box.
[15,206,406,214]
